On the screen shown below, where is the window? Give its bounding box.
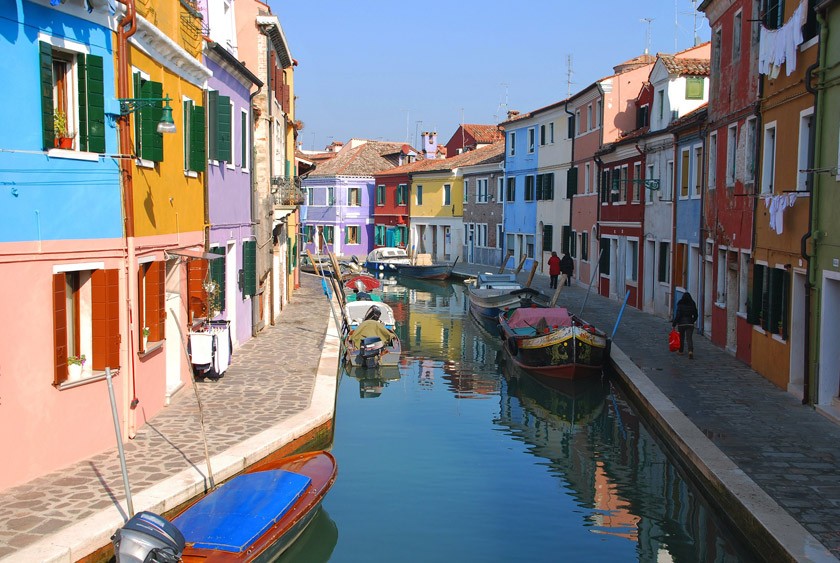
[328,186,335,206]
[762,123,776,194]
[542,225,553,252]
[584,163,591,194]
[626,240,638,282]
[587,104,593,131]
[749,264,789,337]
[726,125,737,186]
[762,0,784,29]
[397,183,407,205]
[525,175,535,201]
[746,118,757,182]
[619,165,628,202]
[657,90,665,123]
[476,178,489,203]
[40,40,106,153]
[508,132,516,156]
[685,77,704,100]
[637,104,650,128]
[537,173,554,200]
[733,11,742,61]
[443,184,451,206]
[528,128,535,153]
[240,109,249,171]
[497,177,504,203]
[496,224,503,249]
[680,149,690,198]
[692,146,702,197]
[581,231,589,261]
[138,261,166,352]
[708,132,717,189]
[476,224,488,247]
[52,267,120,384]
[540,124,546,146]
[323,225,334,244]
[183,97,206,173]
[658,241,670,283]
[306,187,314,205]
[375,225,386,246]
[665,160,674,200]
[633,162,642,202]
[376,184,385,206]
[348,187,361,206]
[207,90,232,163]
[416,185,423,205]
[464,179,469,203]
[575,110,581,134]
[675,243,688,288]
[596,100,602,127]
[506,177,516,202]
[345,226,359,245]
[549,122,555,143]
[208,247,226,315]
[798,108,814,191]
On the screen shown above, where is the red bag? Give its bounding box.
[669,329,681,352]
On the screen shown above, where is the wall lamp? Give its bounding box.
[117,96,177,134]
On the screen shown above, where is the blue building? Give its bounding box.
[500,113,539,265]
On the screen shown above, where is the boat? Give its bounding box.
[498,305,608,380]
[466,272,544,330]
[112,450,337,563]
[346,364,402,398]
[395,254,457,280]
[342,276,401,368]
[364,246,411,273]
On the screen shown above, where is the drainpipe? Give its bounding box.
[635,142,645,309]
[698,118,709,335]
[248,78,263,337]
[115,0,139,438]
[802,13,828,404]
[565,100,576,278]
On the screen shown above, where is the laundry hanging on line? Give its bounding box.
[763,193,798,235]
[758,0,806,78]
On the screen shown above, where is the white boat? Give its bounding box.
[343,300,401,367]
[364,247,411,273]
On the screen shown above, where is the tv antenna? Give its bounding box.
[641,18,654,55]
[566,55,574,98]
[494,83,509,122]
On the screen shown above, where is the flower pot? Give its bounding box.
[68,363,83,381]
[142,336,148,350]
[56,137,74,150]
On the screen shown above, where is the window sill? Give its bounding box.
[226,164,235,171]
[801,36,818,52]
[737,311,748,319]
[714,301,726,308]
[136,158,155,169]
[772,333,787,343]
[184,170,198,178]
[57,368,119,390]
[47,149,100,162]
[139,340,164,358]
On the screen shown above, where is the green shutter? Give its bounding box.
[561,225,571,254]
[567,115,575,138]
[567,167,578,199]
[600,238,610,275]
[217,95,232,162]
[140,80,163,161]
[133,72,142,155]
[208,91,218,160]
[190,104,206,172]
[240,110,247,167]
[82,54,105,153]
[209,248,226,313]
[747,265,763,324]
[39,41,55,150]
[242,240,256,297]
[542,225,553,252]
[685,77,704,100]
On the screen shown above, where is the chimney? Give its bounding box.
[422,131,437,159]
[507,110,520,120]
[437,145,447,159]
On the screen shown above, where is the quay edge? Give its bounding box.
[6,315,343,563]
[609,345,838,563]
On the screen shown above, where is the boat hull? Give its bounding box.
[467,287,544,328]
[179,451,337,562]
[395,263,453,280]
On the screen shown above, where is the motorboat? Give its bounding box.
[498,306,608,380]
[363,247,411,273]
[112,451,337,563]
[466,273,544,330]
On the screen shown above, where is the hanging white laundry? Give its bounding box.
[768,195,779,232]
[774,195,789,235]
[757,0,807,77]
[190,332,214,365]
[784,1,806,76]
[788,192,797,207]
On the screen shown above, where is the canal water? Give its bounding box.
[281,279,754,562]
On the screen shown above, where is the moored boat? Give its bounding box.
[364,246,411,273]
[395,261,455,280]
[112,451,337,563]
[498,306,607,380]
[466,273,543,330]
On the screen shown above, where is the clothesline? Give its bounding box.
[758,0,806,78]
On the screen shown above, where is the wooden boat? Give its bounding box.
[112,451,337,563]
[395,261,455,280]
[364,246,411,273]
[466,273,543,329]
[498,306,607,380]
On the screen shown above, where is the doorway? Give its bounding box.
[165,259,183,401]
[818,274,840,407]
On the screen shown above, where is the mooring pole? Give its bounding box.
[106,367,134,518]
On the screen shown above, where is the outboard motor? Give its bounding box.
[112,511,185,563]
[358,336,385,369]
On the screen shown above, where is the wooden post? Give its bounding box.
[549,275,566,307]
[525,259,539,287]
[499,249,514,273]
[514,254,527,274]
[305,249,320,276]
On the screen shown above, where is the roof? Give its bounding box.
[670,104,709,131]
[308,141,408,177]
[658,55,710,76]
[380,141,505,176]
[462,124,503,144]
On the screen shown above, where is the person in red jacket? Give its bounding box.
[548,251,561,289]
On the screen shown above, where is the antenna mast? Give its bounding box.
[566,55,574,99]
[641,18,654,55]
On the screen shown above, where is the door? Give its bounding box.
[165,259,183,400]
[226,241,237,348]
[788,270,806,396]
[818,275,840,405]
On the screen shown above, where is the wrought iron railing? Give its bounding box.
[271,176,305,206]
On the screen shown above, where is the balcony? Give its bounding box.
[272,176,304,206]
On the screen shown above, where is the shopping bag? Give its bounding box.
[668,329,681,352]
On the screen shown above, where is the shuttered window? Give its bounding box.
[183,99,206,172]
[376,185,385,206]
[242,240,257,297]
[138,261,165,351]
[561,225,571,254]
[188,259,209,321]
[566,167,578,199]
[750,264,789,337]
[240,110,248,170]
[132,72,164,162]
[39,42,105,152]
[542,225,553,252]
[685,77,704,100]
[208,91,232,162]
[209,248,226,314]
[599,238,611,275]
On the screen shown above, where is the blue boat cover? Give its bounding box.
[173,470,312,553]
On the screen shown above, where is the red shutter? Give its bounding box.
[106,269,121,368]
[156,260,166,340]
[92,269,121,370]
[188,259,209,321]
[145,261,163,342]
[53,273,68,385]
[137,265,146,352]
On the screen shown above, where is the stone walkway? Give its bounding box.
[455,262,840,560]
[0,275,331,560]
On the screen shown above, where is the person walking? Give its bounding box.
[548,251,561,289]
[559,252,574,286]
[672,292,699,359]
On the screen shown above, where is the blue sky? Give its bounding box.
[268,1,711,151]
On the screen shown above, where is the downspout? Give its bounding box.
[698,119,709,335]
[115,0,139,438]
[249,79,263,337]
[802,13,827,404]
[565,100,576,278]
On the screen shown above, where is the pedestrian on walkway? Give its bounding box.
[672,292,698,359]
[560,252,574,286]
[548,251,561,289]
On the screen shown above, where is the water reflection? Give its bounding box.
[275,507,337,563]
[345,364,403,398]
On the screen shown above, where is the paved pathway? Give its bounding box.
[0,275,331,560]
[455,262,840,559]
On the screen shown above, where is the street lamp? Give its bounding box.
[117,95,177,134]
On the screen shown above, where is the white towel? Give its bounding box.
[215,327,231,375]
[190,333,214,365]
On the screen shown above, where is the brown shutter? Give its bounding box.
[137,265,145,352]
[92,269,121,370]
[188,259,209,321]
[106,269,121,368]
[145,261,163,342]
[156,260,166,340]
[53,273,68,385]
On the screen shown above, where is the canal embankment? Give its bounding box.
[454,262,840,561]
[0,275,342,562]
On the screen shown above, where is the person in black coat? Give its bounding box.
[559,252,574,286]
[672,292,699,359]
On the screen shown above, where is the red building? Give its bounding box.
[444,123,503,156]
[699,0,760,364]
[371,146,420,248]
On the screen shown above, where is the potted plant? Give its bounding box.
[54,110,74,149]
[142,326,150,349]
[67,354,86,381]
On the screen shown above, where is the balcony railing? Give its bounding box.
[272,176,305,206]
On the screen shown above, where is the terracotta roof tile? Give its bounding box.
[462,124,503,144]
[658,55,710,76]
[309,140,409,177]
